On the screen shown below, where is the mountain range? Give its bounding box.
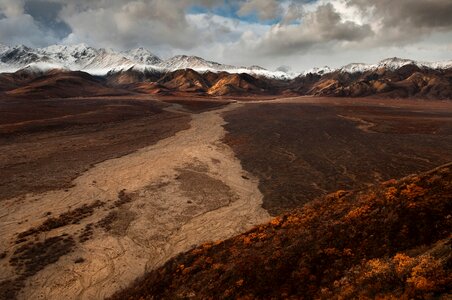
[1,44,451,78]
[0,44,451,99]
[0,44,289,79]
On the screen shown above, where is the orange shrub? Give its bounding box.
[400,183,426,200]
[344,205,371,221]
[384,187,398,202]
[270,217,282,227]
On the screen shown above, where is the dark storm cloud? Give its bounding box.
[347,0,452,45]
[24,1,71,39]
[391,1,452,28]
[0,0,61,46]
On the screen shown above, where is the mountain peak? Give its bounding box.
[122,48,161,65]
[377,57,416,70]
[247,65,266,71]
[157,55,225,71]
[169,55,209,62]
[0,43,10,54]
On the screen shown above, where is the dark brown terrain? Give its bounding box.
[0,96,190,200]
[223,98,452,214]
[110,163,452,300]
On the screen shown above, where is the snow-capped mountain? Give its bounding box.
[0,43,10,55]
[302,66,335,76]
[0,45,40,66]
[154,55,290,79]
[336,57,452,74]
[337,58,418,73]
[156,55,229,72]
[298,57,452,77]
[0,44,152,75]
[0,44,450,79]
[122,47,162,65]
[0,44,292,79]
[338,63,374,73]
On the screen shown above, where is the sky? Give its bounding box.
[0,0,451,72]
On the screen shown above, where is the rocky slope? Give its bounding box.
[110,163,452,299]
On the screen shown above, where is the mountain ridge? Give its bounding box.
[2,63,451,99]
[1,44,451,99]
[0,44,288,79]
[1,44,450,80]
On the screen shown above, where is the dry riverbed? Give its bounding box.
[0,101,270,300]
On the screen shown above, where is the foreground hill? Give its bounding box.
[111,163,452,299]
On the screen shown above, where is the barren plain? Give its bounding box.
[1,95,451,299]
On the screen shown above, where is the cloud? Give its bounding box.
[56,0,255,51]
[346,0,452,45]
[58,1,202,50]
[0,0,60,46]
[24,1,71,39]
[243,3,373,56]
[0,0,24,17]
[0,0,451,71]
[0,14,59,46]
[237,0,282,20]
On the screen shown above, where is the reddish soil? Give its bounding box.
[223,98,452,214]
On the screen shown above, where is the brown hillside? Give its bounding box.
[208,73,272,96]
[6,70,129,98]
[1,65,451,98]
[157,69,211,92]
[110,163,452,299]
[127,82,170,95]
[105,68,162,86]
[0,68,47,91]
[300,65,452,99]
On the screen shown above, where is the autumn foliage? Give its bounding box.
[110,163,452,299]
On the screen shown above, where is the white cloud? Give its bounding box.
[0,0,24,17]
[0,0,451,71]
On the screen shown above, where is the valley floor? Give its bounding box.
[0,95,451,299]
